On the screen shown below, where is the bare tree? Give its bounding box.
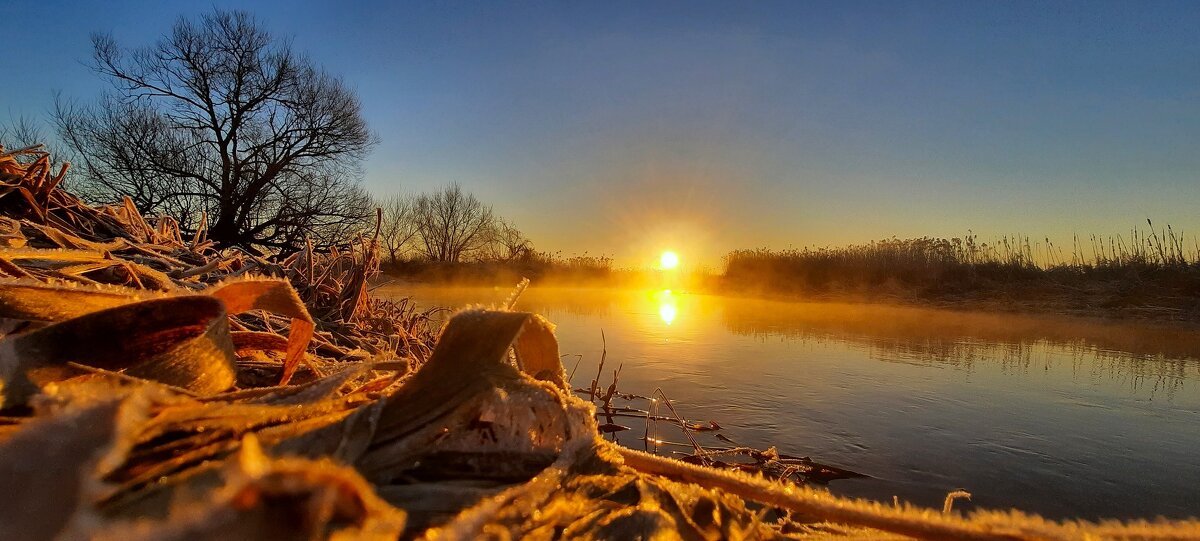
[378,193,419,264]
[413,183,496,262]
[481,218,532,262]
[54,9,375,251]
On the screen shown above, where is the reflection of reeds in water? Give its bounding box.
[867,339,1194,399]
[720,300,1200,396]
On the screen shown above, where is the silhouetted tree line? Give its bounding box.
[377,183,533,265]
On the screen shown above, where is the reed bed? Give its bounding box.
[2,142,1199,539]
[723,232,1200,320]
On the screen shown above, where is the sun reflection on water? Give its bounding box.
[656,289,677,325]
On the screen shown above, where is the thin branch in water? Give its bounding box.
[589,329,606,401]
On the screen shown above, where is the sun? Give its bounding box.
[660,251,680,270]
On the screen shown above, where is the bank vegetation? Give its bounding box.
[720,229,1200,321]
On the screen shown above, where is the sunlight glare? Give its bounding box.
[657,288,677,325]
[660,251,680,270]
[659,302,677,325]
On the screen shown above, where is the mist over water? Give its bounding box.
[381,285,1200,520]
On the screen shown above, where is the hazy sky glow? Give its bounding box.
[4,1,1199,266]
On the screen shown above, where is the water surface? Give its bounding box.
[380,285,1200,520]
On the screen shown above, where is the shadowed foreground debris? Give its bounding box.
[2,143,1200,539]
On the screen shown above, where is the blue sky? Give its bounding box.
[3,1,1198,265]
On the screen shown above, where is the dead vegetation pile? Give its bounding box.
[1,143,1198,540]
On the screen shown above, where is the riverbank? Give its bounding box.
[381,256,623,287]
[713,269,1200,324]
[712,278,1200,324]
[717,238,1200,323]
[383,266,1200,325]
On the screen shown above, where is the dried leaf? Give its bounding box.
[514,313,567,390]
[210,279,315,385]
[1,296,237,407]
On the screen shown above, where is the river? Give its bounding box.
[378,284,1200,521]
